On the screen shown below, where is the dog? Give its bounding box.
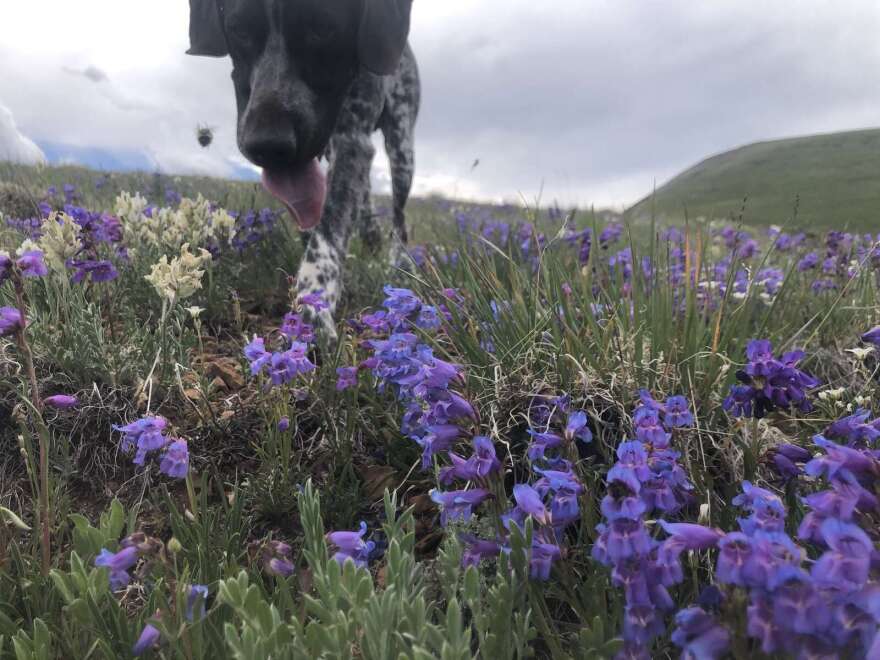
[187,0,419,339]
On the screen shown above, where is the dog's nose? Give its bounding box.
[241,130,298,169]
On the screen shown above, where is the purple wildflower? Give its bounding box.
[526,429,564,461]
[70,259,118,284]
[527,539,562,580]
[326,521,376,569]
[16,250,47,278]
[94,546,139,590]
[0,307,24,337]
[115,416,169,462]
[430,488,492,526]
[671,607,730,660]
[810,518,873,591]
[862,326,880,346]
[564,410,593,443]
[185,584,209,622]
[664,396,694,428]
[511,484,552,525]
[633,406,672,448]
[298,290,328,311]
[268,343,315,385]
[132,623,161,657]
[459,533,502,567]
[335,366,358,391]
[159,439,189,479]
[280,313,314,343]
[439,436,500,484]
[262,540,295,577]
[43,394,78,409]
[244,336,271,375]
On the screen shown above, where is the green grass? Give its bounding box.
[627,127,880,230]
[0,161,878,659]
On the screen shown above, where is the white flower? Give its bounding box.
[818,387,845,402]
[145,243,212,304]
[15,239,40,256]
[846,347,875,361]
[37,212,82,271]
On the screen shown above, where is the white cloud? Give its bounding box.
[0,102,46,165]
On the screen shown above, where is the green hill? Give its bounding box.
[627,128,880,231]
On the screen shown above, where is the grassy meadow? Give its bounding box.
[627,127,880,231]
[0,162,879,659]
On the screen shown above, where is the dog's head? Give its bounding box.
[187,0,412,229]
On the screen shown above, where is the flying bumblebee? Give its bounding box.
[196,125,214,148]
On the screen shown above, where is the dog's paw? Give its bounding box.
[301,307,338,345]
[388,238,416,272]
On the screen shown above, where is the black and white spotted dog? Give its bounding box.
[187,0,419,339]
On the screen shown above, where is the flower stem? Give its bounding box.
[185,472,199,520]
[13,276,51,577]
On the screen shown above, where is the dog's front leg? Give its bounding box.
[295,131,375,342]
[295,73,384,342]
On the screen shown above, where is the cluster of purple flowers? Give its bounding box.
[359,286,477,475]
[360,285,530,570]
[437,390,594,579]
[244,300,323,390]
[231,208,281,252]
[723,339,819,419]
[712,462,878,657]
[114,416,189,479]
[565,227,593,266]
[55,204,125,283]
[719,227,759,259]
[599,223,624,248]
[429,435,500,528]
[369,331,474,469]
[768,228,806,253]
[350,286,450,337]
[451,209,554,270]
[592,391,698,658]
[798,231,880,292]
[0,249,48,337]
[261,540,295,577]
[245,336,315,388]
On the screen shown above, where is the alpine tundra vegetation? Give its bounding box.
[0,173,879,658]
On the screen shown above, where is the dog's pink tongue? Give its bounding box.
[262,160,327,230]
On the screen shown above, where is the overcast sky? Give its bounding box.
[2,1,880,209]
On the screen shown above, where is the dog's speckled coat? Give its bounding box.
[187,0,419,339]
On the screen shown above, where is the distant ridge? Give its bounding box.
[627,128,880,231]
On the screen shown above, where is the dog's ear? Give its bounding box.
[358,0,413,75]
[187,0,228,57]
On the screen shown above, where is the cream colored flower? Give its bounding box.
[15,239,40,256]
[115,191,149,222]
[846,346,875,361]
[817,387,845,402]
[145,243,212,304]
[38,212,82,271]
[185,306,205,319]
